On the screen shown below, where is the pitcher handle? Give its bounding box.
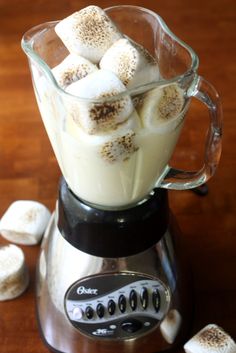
[160,76,223,190]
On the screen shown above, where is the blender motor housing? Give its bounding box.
[36,178,191,353]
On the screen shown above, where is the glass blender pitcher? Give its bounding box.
[22,5,222,353]
[22,5,222,209]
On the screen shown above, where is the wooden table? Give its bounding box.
[0,0,235,352]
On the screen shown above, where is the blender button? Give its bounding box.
[152,289,161,312]
[108,299,116,315]
[129,290,137,311]
[72,307,83,320]
[96,303,105,318]
[85,306,94,319]
[118,295,126,313]
[140,287,149,309]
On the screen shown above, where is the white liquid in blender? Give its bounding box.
[34,75,185,208]
[62,116,184,208]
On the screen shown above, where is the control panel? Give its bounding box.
[64,273,170,339]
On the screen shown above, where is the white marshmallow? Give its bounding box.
[100,38,160,89]
[160,309,182,344]
[184,324,236,353]
[0,244,29,301]
[55,6,123,63]
[138,83,185,134]
[0,201,51,245]
[66,69,134,134]
[66,109,140,163]
[52,54,98,89]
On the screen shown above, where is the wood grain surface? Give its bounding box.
[0,0,236,352]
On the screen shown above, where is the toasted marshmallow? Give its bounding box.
[52,54,98,89]
[160,309,182,344]
[100,38,160,89]
[0,244,29,301]
[138,83,185,134]
[55,6,123,63]
[0,201,51,245]
[66,109,140,163]
[66,69,134,134]
[184,324,236,353]
[99,130,138,163]
[98,112,140,163]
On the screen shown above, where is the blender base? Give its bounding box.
[36,181,192,353]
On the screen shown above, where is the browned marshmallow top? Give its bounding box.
[197,326,232,349]
[100,131,138,163]
[71,6,122,53]
[158,85,184,120]
[55,6,123,63]
[100,38,159,88]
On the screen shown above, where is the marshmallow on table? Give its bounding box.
[100,38,160,89]
[55,6,123,63]
[66,69,135,134]
[0,244,29,301]
[138,83,185,134]
[184,324,236,353]
[0,200,51,245]
[160,309,182,344]
[52,54,98,89]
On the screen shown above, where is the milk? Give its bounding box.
[60,107,185,208]
[34,72,186,208]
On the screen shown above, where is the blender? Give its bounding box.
[21,5,222,353]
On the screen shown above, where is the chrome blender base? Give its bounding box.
[36,196,192,353]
